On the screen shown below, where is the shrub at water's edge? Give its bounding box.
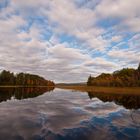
[87,63,140,87]
[0,70,55,87]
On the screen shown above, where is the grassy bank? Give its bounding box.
[56,85,140,95]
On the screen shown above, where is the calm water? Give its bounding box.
[0,87,140,140]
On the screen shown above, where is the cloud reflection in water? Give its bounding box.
[0,88,139,140]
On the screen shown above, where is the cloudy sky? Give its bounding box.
[0,0,140,83]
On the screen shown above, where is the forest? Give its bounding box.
[87,63,140,87]
[0,70,55,86]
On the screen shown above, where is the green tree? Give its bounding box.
[87,75,93,86]
[138,63,140,71]
[0,70,55,86]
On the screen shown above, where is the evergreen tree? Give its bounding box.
[138,63,140,71]
[87,75,92,86]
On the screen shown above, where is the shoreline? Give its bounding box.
[56,85,140,95]
[1,85,140,95]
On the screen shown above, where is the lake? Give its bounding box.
[0,87,140,140]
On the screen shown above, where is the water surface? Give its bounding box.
[0,87,139,140]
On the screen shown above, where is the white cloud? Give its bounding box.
[108,33,140,67]
[40,0,109,51]
[95,0,140,32]
[48,43,89,61]
[124,17,140,32]
[108,48,140,65]
[0,0,140,82]
[95,0,140,18]
[111,35,122,43]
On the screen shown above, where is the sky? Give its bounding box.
[0,0,140,83]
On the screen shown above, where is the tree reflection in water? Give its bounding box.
[88,91,140,109]
[0,87,55,102]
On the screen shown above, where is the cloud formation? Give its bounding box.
[0,0,140,82]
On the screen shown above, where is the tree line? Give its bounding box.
[87,63,140,87]
[0,70,55,86]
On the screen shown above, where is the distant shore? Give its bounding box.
[56,85,140,95]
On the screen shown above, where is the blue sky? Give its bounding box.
[0,0,140,82]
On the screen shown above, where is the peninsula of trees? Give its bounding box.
[0,70,55,87]
[87,63,140,87]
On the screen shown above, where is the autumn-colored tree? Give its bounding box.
[87,63,140,87]
[0,70,55,86]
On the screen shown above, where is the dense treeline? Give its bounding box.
[0,70,55,86]
[87,63,140,87]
